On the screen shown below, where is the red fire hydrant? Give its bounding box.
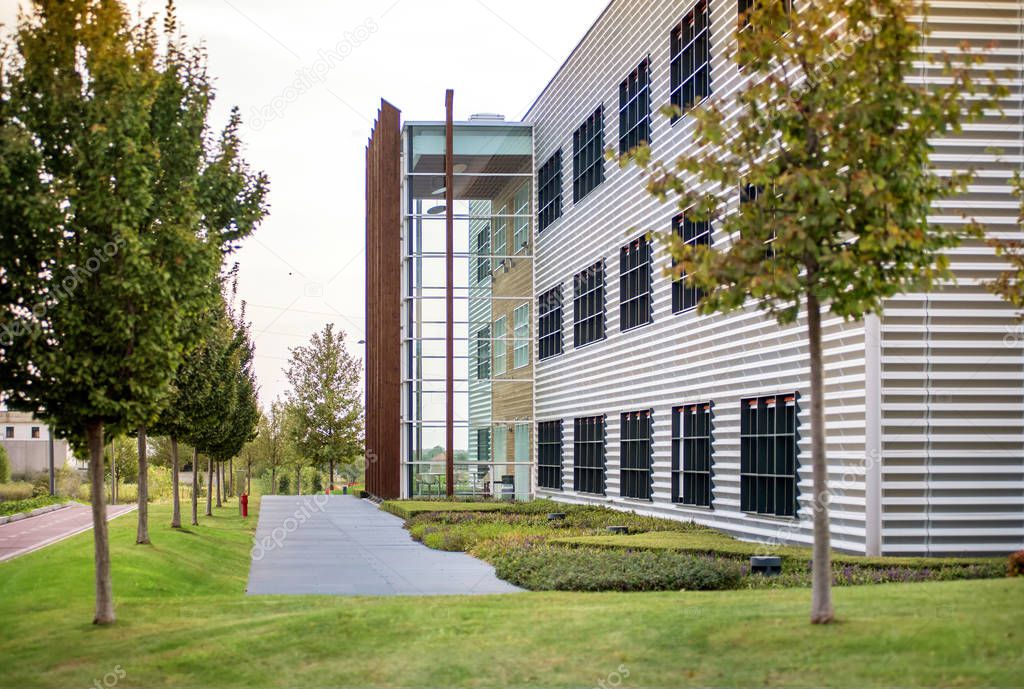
[240,493,249,518]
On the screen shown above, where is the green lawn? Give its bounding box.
[0,501,1020,688]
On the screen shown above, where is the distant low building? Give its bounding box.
[0,410,79,477]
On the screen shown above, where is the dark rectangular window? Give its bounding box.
[476,326,490,381]
[31,426,40,439]
[740,393,800,517]
[538,286,563,361]
[475,224,490,284]
[572,106,605,203]
[671,215,711,313]
[740,183,777,260]
[620,236,652,331]
[537,150,563,232]
[620,410,653,500]
[573,416,606,495]
[476,428,491,463]
[4,426,12,439]
[573,262,605,347]
[670,0,711,118]
[618,58,651,154]
[672,403,713,507]
[537,420,564,490]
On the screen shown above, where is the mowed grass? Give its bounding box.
[0,501,1020,688]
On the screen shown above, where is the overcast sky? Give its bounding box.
[0,0,608,408]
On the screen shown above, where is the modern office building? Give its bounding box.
[365,0,1024,556]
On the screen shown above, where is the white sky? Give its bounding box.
[0,0,608,409]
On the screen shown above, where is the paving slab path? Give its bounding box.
[0,502,136,562]
[246,495,522,596]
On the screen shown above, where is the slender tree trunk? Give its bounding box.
[86,421,114,625]
[271,466,277,495]
[247,458,251,496]
[109,441,116,506]
[329,460,334,494]
[136,425,150,545]
[206,456,213,516]
[229,458,234,499]
[216,460,222,508]
[807,293,834,624]
[296,465,301,496]
[170,437,181,528]
[191,448,199,526]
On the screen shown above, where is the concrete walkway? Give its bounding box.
[0,502,136,562]
[246,495,522,596]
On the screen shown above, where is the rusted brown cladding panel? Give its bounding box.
[365,99,402,500]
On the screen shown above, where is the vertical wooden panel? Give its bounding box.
[365,99,402,500]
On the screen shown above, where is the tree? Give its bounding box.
[0,0,215,623]
[285,324,364,491]
[248,400,291,496]
[623,0,997,624]
[987,173,1024,314]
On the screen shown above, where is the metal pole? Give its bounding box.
[444,88,455,498]
[48,425,55,496]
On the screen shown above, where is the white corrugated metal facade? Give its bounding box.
[523,0,1024,555]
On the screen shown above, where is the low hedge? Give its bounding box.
[475,535,744,592]
[381,500,516,520]
[552,531,1004,571]
[0,495,69,517]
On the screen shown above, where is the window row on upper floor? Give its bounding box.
[535,0,792,235]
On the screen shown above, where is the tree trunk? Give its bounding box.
[329,460,334,494]
[136,425,150,545]
[205,456,213,517]
[109,441,116,505]
[807,292,834,624]
[271,466,277,495]
[229,458,234,499]
[191,448,199,526]
[86,421,115,625]
[170,437,181,528]
[247,458,251,496]
[216,460,222,508]
[295,466,301,496]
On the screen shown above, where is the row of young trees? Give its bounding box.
[0,1,268,624]
[623,0,1018,624]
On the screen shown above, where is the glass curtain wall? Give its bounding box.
[402,122,534,499]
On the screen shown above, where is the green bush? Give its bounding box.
[0,495,68,517]
[55,466,83,498]
[1009,550,1024,577]
[475,535,743,592]
[0,445,10,483]
[0,481,34,501]
[31,472,50,497]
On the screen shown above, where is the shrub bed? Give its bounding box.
[0,482,35,502]
[474,535,744,592]
[0,495,69,517]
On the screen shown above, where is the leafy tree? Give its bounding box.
[285,324,364,491]
[987,173,1024,314]
[248,400,292,496]
[623,0,997,624]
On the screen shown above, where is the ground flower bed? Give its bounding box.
[382,499,1008,592]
